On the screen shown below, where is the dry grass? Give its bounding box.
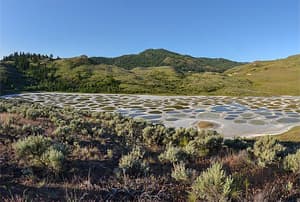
[274,126,300,142]
[222,150,254,173]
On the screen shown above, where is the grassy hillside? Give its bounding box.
[0,52,299,96]
[226,54,300,95]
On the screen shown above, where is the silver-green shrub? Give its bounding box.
[170,128,197,146]
[53,125,72,136]
[283,149,300,174]
[190,162,233,202]
[14,135,51,161]
[171,161,193,182]
[25,108,42,120]
[184,130,223,157]
[159,143,185,163]
[14,135,66,173]
[142,125,166,145]
[41,147,65,172]
[21,125,44,135]
[251,136,284,167]
[119,146,148,174]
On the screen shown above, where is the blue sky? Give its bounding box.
[0,0,299,61]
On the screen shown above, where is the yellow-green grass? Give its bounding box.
[226,54,300,96]
[274,126,300,142]
[180,72,253,95]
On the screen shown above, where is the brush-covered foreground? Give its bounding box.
[0,99,300,201]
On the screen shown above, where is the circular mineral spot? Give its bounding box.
[256,112,273,116]
[234,119,247,124]
[75,104,86,107]
[167,105,189,110]
[197,121,219,129]
[77,98,90,101]
[249,120,265,125]
[227,114,239,117]
[224,117,236,120]
[277,118,300,123]
[165,117,179,121]
[286,104,298,109]
[141,115,162,120]
[102,106,116,110]
[227,111,243,114]
[183,109,193,113]
[171,113,189,118]
[197,112,220,119]
[288,114,300,118]
[148,110,162,114]
[195,109,206,112]
[286,113,300,118]
[65,102,78,105]
[211,106,232,112]
[202,102,213,106]
[131,106,144,110]
[166,110,181,114]
[241,113,255,118]
[265,115,279,119]
[162,108,176,112]
[129,102,143,105]
[176,102,189,106]
[88,103,98,107]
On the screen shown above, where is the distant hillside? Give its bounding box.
[226,54,300,95]
[89,49,244,73]
[0,51,299,96]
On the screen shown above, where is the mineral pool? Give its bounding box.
[2,93,300,137]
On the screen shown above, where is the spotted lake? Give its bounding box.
[2,93,300,137]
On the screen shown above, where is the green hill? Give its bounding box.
[0,51,299,96]
[89,49,243,72]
